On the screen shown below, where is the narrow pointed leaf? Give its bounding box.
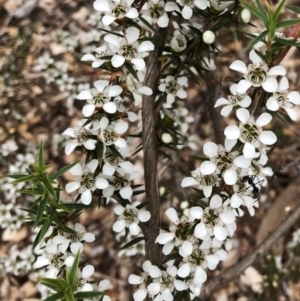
[120,237,145,250]
[38,141,45,168]
[67,251,80,290]
[42,178,56,197]
[49,161,79,180]
[74,291,105,298]
[43,292,65,301]
[276,19,300,28]
[273,0,286,22]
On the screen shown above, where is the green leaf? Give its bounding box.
[38,141,45,168]
[49,161,79,180]
[62,203,91,210]
[7,173,27,179]
[11,174,39,184]
[96,142,105,165]
[42,178,56,197]
[43,292,65,301]
[108,145,124,160]
[161,252,180,265]
[240,0,268,25]
[274,37,300,46]
[255,0,268,19]
[74,291,105,298]
[276,19,300,28]
[64,288,75,301]
[39,278,69,292]
[34,195,48,228]
[273,0,286,22]
[242,30,268,53]
[18,188,44,195]
[286,5,300,14]
[67,252,80,290]
[120,237,145,250]
[124,62,139,81]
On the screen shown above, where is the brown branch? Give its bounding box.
[142,29,167,265]
[201,199,300,299]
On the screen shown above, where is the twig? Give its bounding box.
[142,28,167,265]
[201,198,300,299]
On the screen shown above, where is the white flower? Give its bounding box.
[230,49,286,93]
[159,76,188,105]
[104,27,154,70]
[81,45,113,68]
[141,0,170,28]
[224,108,277,159]
[66,160,99,205]
[77,80,123,116]
[266,76,300,121]
[63,123,97,155]
[156,208,196,257]
[94,0,139,25]
[214,84,252,116]
[113,204,151,236]
[170,33,187,52]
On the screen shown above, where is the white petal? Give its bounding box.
[63,127,76,137]
[82,265,94,278]
[236,79,252,94]
[234,156,251,168]
[71,242,83,254]
[214,226,227,241]
[239,95,252,107]
[118,161,134,173]
[259,131,277,145]
[129,274,143,285]
[249,49,262,64]
[268,65,286,76]
[126,7,139,19]
[155,232,174,244]
[112,55,125,68]
[224,125,240,139]
[131,58,146,71]
[33,256,51,269]
[133,289,147,301]
[177,263,190,278]
[114,204,125,215]
[163,242,175,255]
[225,138,237,151]
[120,186,132,199]
[103,162,115,176]
[229,60,248,74]
[147,283,160,295]
[220,210,235,224]
[177,89,187,99]
[82,104,95,117]
[194,222,207,239]
[214,97,229,108]
[83,140,96,150]
[266,97,279,111]
[103,102,117,114]
[77,90,92,100]
[230,193,243,208]
[220,105,233,117]
[288,91,300,105]
[278,76,289,91]
[161,288,173,301]
[81,283,93,292]
[96,178,109,189]
[99,279,110,291]
[195,266,207,284]
[210,194,222,208]
[81,54,96,61]
[157,13,169,27]
[114,138,127,148]
[102,15,116,26]
[138,41,154,52]
[125,27,140,44]
[223,169,237,185]
[206,254,220,270]
[174,280,187,291]
[127,111,137,122]
[66,182,80,193]
[203,141,218,158]
[138,210,151,222]
[108,85,123,97]
[203,185,212,198]
[137,86,153,95]
[81,189,92,205]
[165,208,179,225]
[93,0,110,12]
[236,108,250,124]
[113,220,126,232]
[94,80,109,92]
[182,5,193,19]
[65,142,78,155]
[181,177,198,187]
[256,112,272,127]
[262,77,278,93]
[81,233,95,242]
[216,249,228,261]
[243,142,256,159]
[189,206,203,219]
[285,107,298,120]
[129,223,140,235]
[199,161,216,175]
[115,120,128,134]
[179,241,193,257]
[148,266,162,278]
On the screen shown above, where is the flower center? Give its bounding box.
[246,64,268,87]
[123,207,138,223]
[215,151,234,171]
[239,123,259,143]
[104,149,120,165]
[202,208,220,228]
[114,175,129,190]
[120,44,137,59]
[101,128,119,145]
[92,93,110,106]
[228,93,244,105]
[75,129,92,144]
[161,272,174,289]
[175,220,193,241]
[165,80,179,95]
[51,253,66,269]
[112,4,127,18]
[274,90,288,107]
[199,174,218,186]
[81,172,95,189]
[149,3,165,19]
[95,49,110,59]
[188,249,205,266]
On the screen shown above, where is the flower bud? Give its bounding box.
[241,8,251,23]
[202,30,215,44]
[162,133,172,143]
